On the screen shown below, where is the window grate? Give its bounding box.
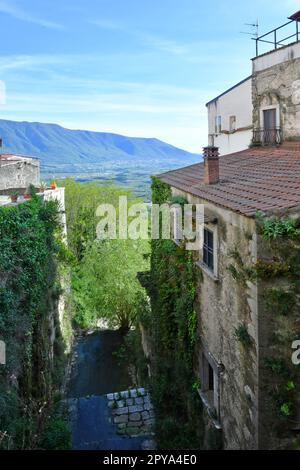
[203,228,214,271]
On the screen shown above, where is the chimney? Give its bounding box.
[203,146,219,185]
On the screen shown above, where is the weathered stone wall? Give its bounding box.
[0,159,40,190]
[256,207,300,450]
[252,52,300,140]
[107,388,155,437]
[171,187,259,450]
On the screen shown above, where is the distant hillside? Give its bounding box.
[0,119,201,197]
[0,119,199,165]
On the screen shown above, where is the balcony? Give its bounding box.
[252,128,282,146]
[254,11,300,57]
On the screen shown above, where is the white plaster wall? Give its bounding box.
[44,187,67,240]
[207,78,253,155]
[253,41,300,73]
[212,129,253,156]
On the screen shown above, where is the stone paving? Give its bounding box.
[107,388,155,438]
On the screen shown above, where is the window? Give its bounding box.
[263,108,276,130]
[229,115,236,132]
[214,115,221,134]
[203,228,214,271]
[263,108,278,145]
[199,350,221,421]
[203,356,215,407]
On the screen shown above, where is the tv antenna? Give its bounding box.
[240,21,259,39]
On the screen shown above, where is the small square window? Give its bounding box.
[203,228,214,271]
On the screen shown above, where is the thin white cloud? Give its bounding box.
[89,18,189,57]
[140,33,188,56]
[0,0,64,29]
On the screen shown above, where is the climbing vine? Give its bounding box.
[0,196,70,449]
[228,212,300,446]
[256,213,300,441]
[147,177,204,449]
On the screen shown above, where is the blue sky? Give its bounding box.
[0,0,298,152]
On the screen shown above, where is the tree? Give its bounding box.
[60,179,136,261]
[73,239,149,331]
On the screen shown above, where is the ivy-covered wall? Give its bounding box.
[149,177,300,450]
[227,212,300,449]
[0,197,72,449]
[255,214,300,449]
[146,177,205,450]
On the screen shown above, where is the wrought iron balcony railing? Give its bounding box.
[254,12,300,57]
[252,128,282,146]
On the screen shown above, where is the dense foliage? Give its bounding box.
[148,177,204,449]
[73,239,148,330]
[229,212,300,447]
[0,196,70,449]
[256,213,300,441]
[61,179,149,330]
[256,211,300,240]
[61,178,134,261]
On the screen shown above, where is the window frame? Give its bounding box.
[199,348,222,424]
[259,104,280,130]
[229,115,236,132]
[214,115,222,134]
[203,227,214,272]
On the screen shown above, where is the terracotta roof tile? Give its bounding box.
[156,143,300,217]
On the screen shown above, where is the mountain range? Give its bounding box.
[0,119,201,196]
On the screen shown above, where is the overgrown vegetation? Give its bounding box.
[227,212,300,446]
[61,179,149,331]
[256,211,300,240]
[265,288,296,316]
[73,239,148,331]
[146,177,205,450]
[257,213,300,439]
[234,324,252,347]
[0,196,71,449]
[38,401,71,450]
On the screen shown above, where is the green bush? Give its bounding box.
[256,212,300,240]
[39,417,71,450]
[0,197,65,449]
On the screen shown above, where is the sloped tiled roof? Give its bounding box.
[156,142,300,217]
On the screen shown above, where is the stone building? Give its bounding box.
[155,11,300,450]
[0,153,40,192]
[0,151,67,236]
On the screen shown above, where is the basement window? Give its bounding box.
[203,228,214,271]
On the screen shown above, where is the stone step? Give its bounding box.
[65,394,155,450]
